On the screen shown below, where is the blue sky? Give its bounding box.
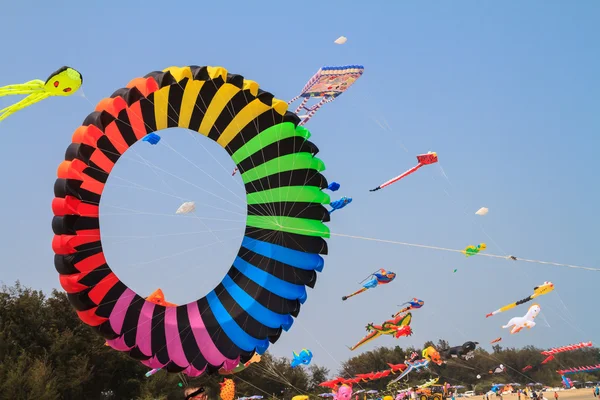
[1,0,599,376]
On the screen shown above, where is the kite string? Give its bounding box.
[323,231,599,272]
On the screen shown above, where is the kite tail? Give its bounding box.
[342,287,368,301]
[372,163,424,191]
[0,80,45,96]
[392,306,410,318]
[0,93,48,121]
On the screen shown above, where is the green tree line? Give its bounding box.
[1,283,597,400]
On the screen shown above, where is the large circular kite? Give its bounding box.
[51,66,331,376]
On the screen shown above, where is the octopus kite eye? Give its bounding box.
[63,87,72,93]
[53,81,59,87]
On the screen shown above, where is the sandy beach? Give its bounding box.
[490,391,597,400]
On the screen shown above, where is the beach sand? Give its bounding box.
[494,391,596,400]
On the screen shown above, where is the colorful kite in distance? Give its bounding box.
[219,353,261,375]
[219,379,235,400]
[319,358,422,388]
[418,378,440,389]
[327,182,341,191]
[289,65,364,126]
[392,298,424,318]
[349,312,412,351]
[334,385,353,400]
[486,282,554,317]
[142,133,161,145]
[334,36,348,44]
[490,337,502,344]
[343,269,396,301]
[329,196,352,214]
[561,376,573,389]
[370,152,438,192]
[558,364,600,389]
[489,364,505,374]
[441,341,478,360]
[291,349,313,368]
[146,288,177,307]
[462,243,486,257]
[558,364,600,375]
[542,342,592,355]
[388,358,430,384]
[0,66,82,121]
[422,346,443,366]
[176,201,196,215]
[521,342,592,373]
[475,207,489,216]
[502,304,540,334]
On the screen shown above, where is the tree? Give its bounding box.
[1,282,599,399]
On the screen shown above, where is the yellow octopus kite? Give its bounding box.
[0,66,82,121]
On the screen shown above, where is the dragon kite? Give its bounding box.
[349,312,412,351]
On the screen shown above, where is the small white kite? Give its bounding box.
[475,207,489,216]
[334,36,347,45]
[502,304,540,334]
[176,201,196,214]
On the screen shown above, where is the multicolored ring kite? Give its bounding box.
[51,66,331,376]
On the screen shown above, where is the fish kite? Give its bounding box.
[370,152,438,192]
[0,66,82,121]
[291,349,313,368]
[462,243,486,257]
[502,304,540,334]
[343,269,396,301]
[349,312,412,351]
[486,282,554,318]
[329,196,352,214]
[490,337,502,344]
[392,298,424,318]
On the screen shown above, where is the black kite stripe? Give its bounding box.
[244,169,328,194]
[225,268,300,316]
